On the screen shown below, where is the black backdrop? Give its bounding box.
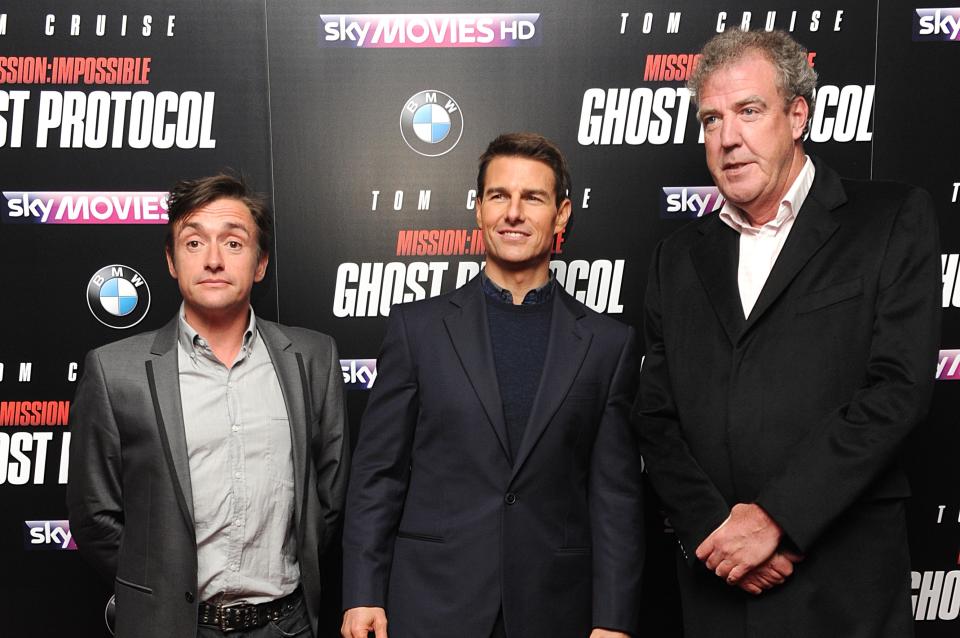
[1,1,958,635]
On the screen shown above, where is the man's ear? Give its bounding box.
[790,96,810,141]
[254,252,269,283]
[554,198,572,234]
[165,248,178,280]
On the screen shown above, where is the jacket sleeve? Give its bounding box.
[633,241,731,563]
[312,334,350,553]
[590,326,645,635]
[341,306,418,609]
[66,349,124,583]
[755,188,941,552]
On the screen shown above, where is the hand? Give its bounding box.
[736,550,804,595]
[695,503,782,584]
[342,607,388,638]
[589,629,631,638]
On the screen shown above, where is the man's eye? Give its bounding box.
[186,240,201,248]
[227,240,242,249]
[702,115,719,130]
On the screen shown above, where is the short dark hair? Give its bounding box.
[477,132,571,206]
[165,173,272,257]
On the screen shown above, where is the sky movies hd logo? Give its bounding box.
[2,191,168,224]
[914,8,960,41]
[660,186,724,219]
[24,520,76,550]
[320,13,541,48]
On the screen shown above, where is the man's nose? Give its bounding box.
[204,243,224,270]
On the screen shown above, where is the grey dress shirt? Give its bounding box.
[177,307,299,604]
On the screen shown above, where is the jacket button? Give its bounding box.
[185,592,195,603]
[504,492,517,505]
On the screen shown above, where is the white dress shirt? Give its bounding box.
[718,156,816,318]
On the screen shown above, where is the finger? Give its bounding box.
[715,558,737,579]
[768,554,794,578]
[374,616,388,638]
[782,550,805,563]
[696,537,715,561]
[705,553,722,571]
[757,571,780,587]
[739,580,763,595]
[759,563,786,584]
[726,563,751,584]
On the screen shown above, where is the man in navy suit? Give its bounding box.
[341,133,645,638]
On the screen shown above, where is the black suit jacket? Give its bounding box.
[634,157,940,637]
[343,276,644,637]
[67,315,349,638]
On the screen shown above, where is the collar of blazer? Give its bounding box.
[443,275,593,478]
[690,155,847,346]
[144,314,309,538]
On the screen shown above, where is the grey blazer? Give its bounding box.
[67,315,349,638]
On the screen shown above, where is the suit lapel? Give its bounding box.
[742,158,844,335]
[690,218,745,345]
[511,290,592,480]
[443,278,512,462]
[258,320,308,532]
[148,317,194,529]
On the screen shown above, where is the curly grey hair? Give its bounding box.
[688,30,818,134]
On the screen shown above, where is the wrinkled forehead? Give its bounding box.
[699,51,783,105]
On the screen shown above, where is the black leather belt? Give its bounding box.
[197,587,301,633]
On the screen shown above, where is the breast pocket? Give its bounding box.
[795,277,863,315]
[564,382,601,405]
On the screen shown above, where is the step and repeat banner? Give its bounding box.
[1,1,957,635]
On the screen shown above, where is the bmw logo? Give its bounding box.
[86,265,151,329]
[400,90,464,157]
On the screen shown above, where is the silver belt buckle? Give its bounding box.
[217,600,247,633]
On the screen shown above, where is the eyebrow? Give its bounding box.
[697,94,768,120]
[483,186,550,198]
[179,220,251,236]
[733,94,767,110]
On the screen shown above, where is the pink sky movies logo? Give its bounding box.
[341,359,377,390]
[23,520,76,550]
[660,186,724,219]
[2,191,168,224]
[320,14,541,48]
[914,8,960,41]
[936,350,960,380]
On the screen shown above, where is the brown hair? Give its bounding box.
[165,173,272,257]
[477,132,572,206]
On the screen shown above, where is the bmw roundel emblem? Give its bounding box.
[400,90,464,157]
[86,264,151,329]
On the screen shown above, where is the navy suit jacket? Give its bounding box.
[343,276,645,637]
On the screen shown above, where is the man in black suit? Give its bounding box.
[341,133,644,638]
[634,30,940,636]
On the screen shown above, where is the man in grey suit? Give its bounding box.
[67,174,349,637]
